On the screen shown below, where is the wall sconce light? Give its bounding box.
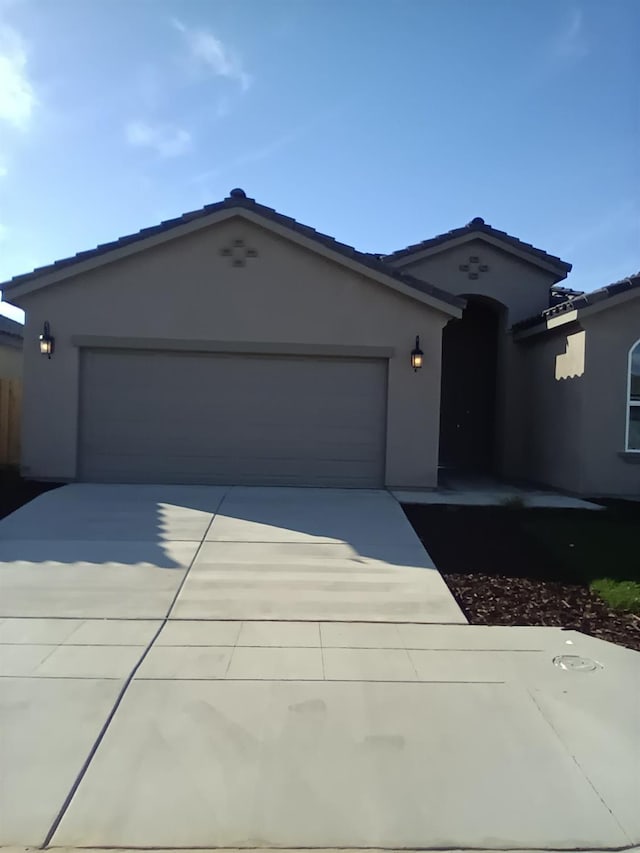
[39,321,54,358]
[411,335,424,371]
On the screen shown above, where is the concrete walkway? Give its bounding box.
[393,472,604,509]
[393,485,603,509]
[0,485,638,850]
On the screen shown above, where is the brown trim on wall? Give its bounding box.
[70,336,395,359]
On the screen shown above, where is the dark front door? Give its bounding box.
[439,298,500,473]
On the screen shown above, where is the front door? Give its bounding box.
[438,298,500,473]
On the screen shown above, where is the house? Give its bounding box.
[0,315,23,379]
[1,189,638,496]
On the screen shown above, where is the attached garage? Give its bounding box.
[4,189,463,488]
[78,348,388,487]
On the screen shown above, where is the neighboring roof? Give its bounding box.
[513,272,640,335]
[1,189,463,316]
[0,314,24,343]
[384,216,572,279]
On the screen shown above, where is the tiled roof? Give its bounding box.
[384,216,572,275]
[513,272,640,332]
[0,315,24,340]
[1,189,464,311]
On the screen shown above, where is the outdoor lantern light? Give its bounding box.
[39,322,54,358]
[411,335,424,371]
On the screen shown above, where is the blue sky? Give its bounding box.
[0,0,638,322]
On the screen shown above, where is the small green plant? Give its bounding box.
[590,579,640,614]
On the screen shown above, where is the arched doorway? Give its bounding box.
[438,296,504,475]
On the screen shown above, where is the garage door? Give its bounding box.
[78,349,387,486]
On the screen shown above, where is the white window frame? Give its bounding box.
[626,338,640,452]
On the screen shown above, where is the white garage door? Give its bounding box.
[79,349,387,486]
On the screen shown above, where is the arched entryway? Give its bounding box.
[438,296,504,475]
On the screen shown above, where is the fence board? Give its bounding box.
[0,379,22,466]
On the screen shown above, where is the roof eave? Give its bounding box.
[3,203,463,319]
[387,229,571,283]
[1,205,237,300]
[513,286,640,340]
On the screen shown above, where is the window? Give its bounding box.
[627,341,640,451]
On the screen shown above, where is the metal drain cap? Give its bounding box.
[553,654,602,672]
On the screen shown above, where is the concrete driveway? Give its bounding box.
[0,484,463,621]
[0,484,638,850]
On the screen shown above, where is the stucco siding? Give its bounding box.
[518,326,587,493]
[500,334,529,479]
[15,217,449,486]
[516,300,640,496]
[579,303,640,496]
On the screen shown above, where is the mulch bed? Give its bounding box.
[403,503,640,652]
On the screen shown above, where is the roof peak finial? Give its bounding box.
[468,216,485,227]
[229,187,247,199]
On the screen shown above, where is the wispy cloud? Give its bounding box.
[171,18,250,91]
[551,7,588,62]
[125,120,192,158]
[191,127,306,185]
[190,107,345,187]
[0,162,7,178]
[0,22,36,130]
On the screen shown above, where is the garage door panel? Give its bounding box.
[83,438,383,463]
[83,455,381,487]
[79,350,386,487]
[83,425,381,457]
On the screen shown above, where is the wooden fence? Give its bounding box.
[0,379,22,466]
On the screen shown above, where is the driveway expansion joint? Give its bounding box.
[39,488,230,848]
[526,689,634,846]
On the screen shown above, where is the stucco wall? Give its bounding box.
[0,342,23,378]
[388,239,558,324]
[14,216,451,487]
[517,299,640,496]
[579,302,640,496]
[518,325,587,493]
[500,333,529,478]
